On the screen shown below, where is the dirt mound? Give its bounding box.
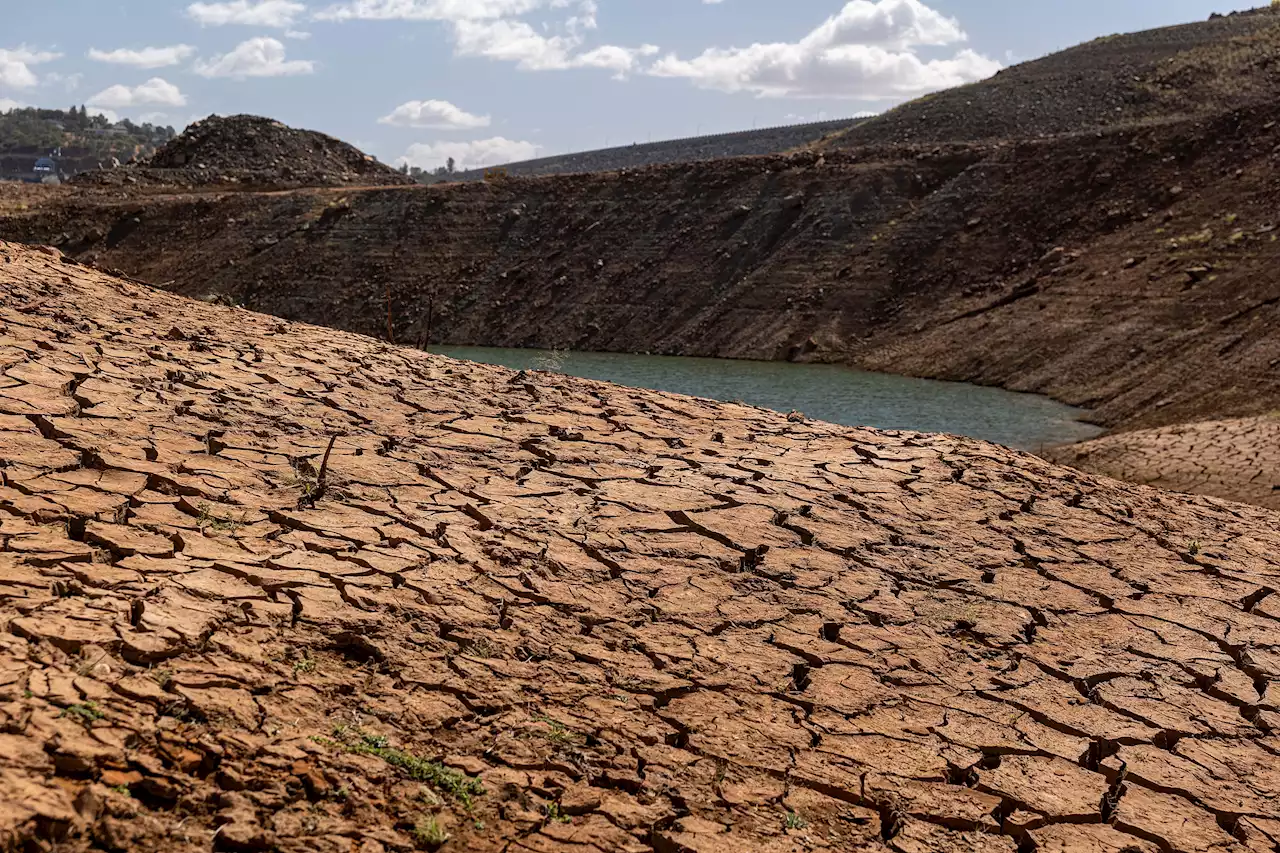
[1047,415,1280,509]
[826,7,1280,147]
[4,239,1280,852]
[73,115,413,190]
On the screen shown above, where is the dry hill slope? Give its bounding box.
[825,7,1280,147]
[4,241,1280,852]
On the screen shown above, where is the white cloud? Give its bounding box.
[89,108,120,123]
[88,45,197,68]
[451,18,655,75]
[285,29,312,39]
[42,71,84,92]
[0,98,25,112]
[0,47,62,89]
[379,99,490,129]
[187,0,306,27]
[315,0,653,76]
[396,137,540,171]
[314,0,543,22]
[87,78,188,109]
[649,0,1000,99]
[193,37,316,78]
[805,0,965,50]
[573,43,660,76]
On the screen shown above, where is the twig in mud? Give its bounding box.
[318,433,340,490]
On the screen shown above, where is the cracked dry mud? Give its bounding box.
[1048,417,1280,512]
[3,240,1280,853]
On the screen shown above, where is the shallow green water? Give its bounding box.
[432,346,1103,452]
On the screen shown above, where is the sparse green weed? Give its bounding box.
[196,501,246,533]
[543,803,571,824]
[531,714,581,746]
[413,816,450,848]
[784,811,808,830]
[61,702,105,723]
[314,729,483,808]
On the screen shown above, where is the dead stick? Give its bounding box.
[318,434,339,489]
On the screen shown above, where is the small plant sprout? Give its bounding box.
[543,802,571,824]
[413,816,450,848]
[61,702,106,723]
[784,811,808,831]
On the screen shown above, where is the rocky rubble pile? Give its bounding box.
[73,114,413,190]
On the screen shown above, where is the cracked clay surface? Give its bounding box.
[1049,417,1280,511]
[3,240,1280,853]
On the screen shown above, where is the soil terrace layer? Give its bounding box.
[6,100,1280,444]
[5,240,1280,852]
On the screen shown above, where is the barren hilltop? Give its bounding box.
[3,6,1280,853]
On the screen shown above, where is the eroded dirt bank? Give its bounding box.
[4,105,1280,439]
[4,240,1280,852]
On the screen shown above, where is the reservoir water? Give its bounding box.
[432,346,1103,452]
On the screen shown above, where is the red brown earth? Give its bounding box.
[7,240,1280,853]
[1045,415,1280,510]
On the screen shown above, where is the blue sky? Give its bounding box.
[0,0,1261,170]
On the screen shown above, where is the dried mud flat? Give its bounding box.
[4,241,1280,853]
[1048,416,1280,511]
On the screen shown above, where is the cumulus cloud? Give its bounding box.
[379,100,490,129]
[187,0,306,28]
[88,45,197,68]
[396,137,540,171]
[87,78,188,109]
[0,98,25,112]
[649,0,1000,99]
[193,37,316,78]
[316,0,654,77]
[451,18,655,75]
[0,47,61,89]
[314,0,543,22]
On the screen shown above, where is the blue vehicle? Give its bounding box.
[33,157,56,175]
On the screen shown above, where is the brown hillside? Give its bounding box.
[6,100,1280,439]
[825,7,1280,147]
[5,241,1280,852]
